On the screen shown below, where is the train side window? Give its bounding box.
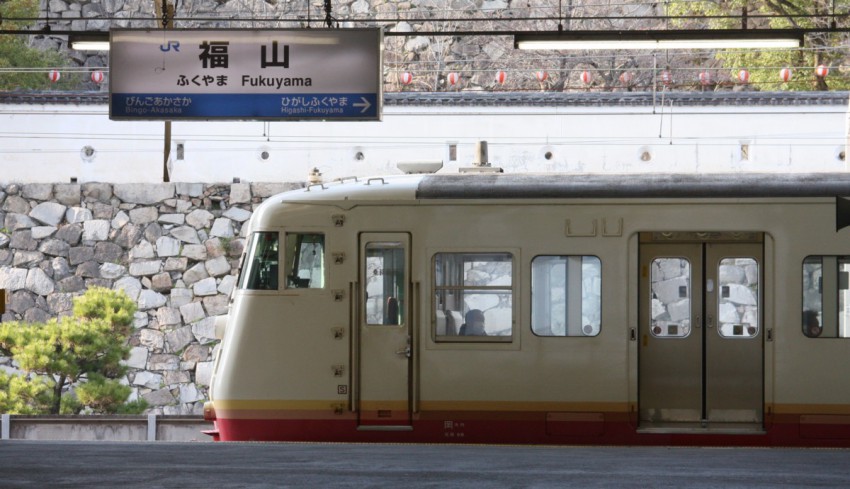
[717,258,759,338]
[365,242,405,325]
[433,252,513,340]
[531,256,601,337]
[284,233,325,289]
[802,255,850,338]
[238,232,279,290]
[649,257,692,338]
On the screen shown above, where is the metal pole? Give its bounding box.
[155,0,174,182]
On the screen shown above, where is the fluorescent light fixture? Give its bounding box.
[515,29,804,50]
[69,34,110,51]
[71,41,110,50]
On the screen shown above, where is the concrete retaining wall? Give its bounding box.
[0,414,213,442]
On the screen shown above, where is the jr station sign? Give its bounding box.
[109,29,382,121]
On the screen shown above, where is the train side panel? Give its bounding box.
[209,179,850,446]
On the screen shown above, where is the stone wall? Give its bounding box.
[0,181,299,414]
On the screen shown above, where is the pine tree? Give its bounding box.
[0,287,147,415]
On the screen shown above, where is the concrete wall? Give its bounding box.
[0,94,847,184]
[1,414,213,442]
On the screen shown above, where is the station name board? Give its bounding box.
[109,29,382,121]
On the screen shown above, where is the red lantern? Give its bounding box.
[580,71,592,85]
[816,64,829,77]
[447,72,459,85]
[738,69,750,83]
[399,72,413,85]
[698,71,711,86]
[619,72,633,85]
[91,71,104,84]
[779,68,793,82]
[48,70,60,83]
[660,70,672,86]
[495,71,507,84]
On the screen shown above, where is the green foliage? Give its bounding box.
[0,0,73,91]
[0,371,51,414]
[668,0,847,90]
[73,287,136,335]
[0,287,140,415]
[114,399,149,415]
[74,374,134,414]
[59,393,82,415]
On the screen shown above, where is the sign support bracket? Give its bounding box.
[154,0,175,182]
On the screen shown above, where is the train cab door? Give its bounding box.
[638,233,763,432]
[356,233,413,429]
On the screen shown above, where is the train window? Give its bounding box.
[531,256,601,337]
[717,258,759,338]
[238,232,279,290]
[802,256,850,338]
[284,233,325,289]
[365,242,405,325]
[433,252,513,340]
[649,257,691,338]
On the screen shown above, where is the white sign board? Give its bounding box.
[109,28,382,121]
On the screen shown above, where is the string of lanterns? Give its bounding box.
[395,64,832,87]
[44,65,832,88]
[47,70,106,84]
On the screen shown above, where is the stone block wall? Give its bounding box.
[0,181,299,414]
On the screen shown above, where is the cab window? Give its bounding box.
[238,232,279,290]
[433,252,513,340]
[284,233,325,289]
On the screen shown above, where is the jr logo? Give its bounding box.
[160,41,180,52]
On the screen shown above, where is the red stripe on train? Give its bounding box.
[211,417,850,447]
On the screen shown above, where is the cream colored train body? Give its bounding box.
[204,172,850,446]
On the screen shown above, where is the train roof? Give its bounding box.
[417,173,850,199]
[275,172,850,204]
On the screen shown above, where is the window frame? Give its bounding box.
[716,256,760,340]
[237,230,280,292]
[530,254,602,338]
[802,255,850,339]
[364,240,407,326]
[648,256,693,340]
[431,250,515,344]
[283,231,326,290]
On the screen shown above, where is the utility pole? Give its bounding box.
[154,0,175,182]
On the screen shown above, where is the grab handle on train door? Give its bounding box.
[396,336,411,358]
[696,315,701,328]
[707,314,714,328]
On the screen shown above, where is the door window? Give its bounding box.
[650,257,691,338]
[365,242,405,326]
[717,257,759,338]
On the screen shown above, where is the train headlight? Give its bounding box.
[203,401,217,422]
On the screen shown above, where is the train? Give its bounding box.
[203,168,850,446]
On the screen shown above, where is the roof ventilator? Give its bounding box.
[397,161,443,174]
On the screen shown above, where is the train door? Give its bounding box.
[638,233,763,431]
[357,233,412,428]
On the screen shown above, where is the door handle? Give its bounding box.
[707,314,714,328]
[396,337,411,358]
